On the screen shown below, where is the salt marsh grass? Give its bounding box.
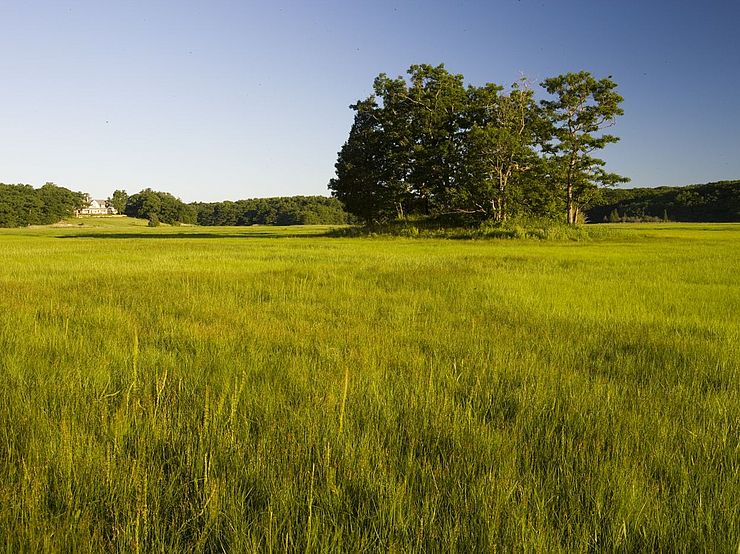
[0,220,738,551]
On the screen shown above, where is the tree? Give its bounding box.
[108,190,128,214]
[330,64,469,222]
[404,64,468,214]
[464,80,542,222]
[124,189,196,224]
[329,97,405,223]
[0,183,85,227]
[540,72,628,224]
[330,65,629,227]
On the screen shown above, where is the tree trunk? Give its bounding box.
[567,183,575,224]
[566,152,577,225]
[499,180,507,223]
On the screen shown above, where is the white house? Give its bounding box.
[77,199,117,216]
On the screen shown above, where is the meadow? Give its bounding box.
[0,218,738,552]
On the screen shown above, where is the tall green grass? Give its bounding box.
[0,220,738,551]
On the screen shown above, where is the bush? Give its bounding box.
[147,215,160,227]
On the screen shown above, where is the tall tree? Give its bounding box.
[404,64,468,213]
[540,72,628,224]
[465,80,541,222]
[108,189,128,214]
[330,64,469,222]
[329,97,403,223]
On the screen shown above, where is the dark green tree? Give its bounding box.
[330,64,469,222]
[404,64,468,214]
[464,80,542,222]
[37,183,87,223]
[0,183,85,227]
[586,180,740,223]
[194,196,348,226]
[108,190,128,214]
[330,65,629,227]
[124,189,195,224]
[540,72,629,224]
[329,97,406,223]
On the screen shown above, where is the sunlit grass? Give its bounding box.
[0,220,738,551]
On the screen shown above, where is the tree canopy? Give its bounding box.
[107,190,128,214]
[193,196,349,226]
[329,64,627,225]
[124,189,196,224]
[587,180,740,223]
[0,182,87,227]
[541,72,629,224]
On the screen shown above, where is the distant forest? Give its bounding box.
[193,196,349,226]
[1,181,738,228]
[0,185,349,228]
[0,183,86,227]
[119,189,348,226]
[587,180,740,223]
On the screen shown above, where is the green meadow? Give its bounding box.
[1,219,738,552]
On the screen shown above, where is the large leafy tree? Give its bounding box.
[108,189,128,214]
[124,188,196,224]
[37,183,87,223]
[540,71,628,224]
[329,97,403,223]
[330,66,628,226]
[0,183,85,227]
[404,64,468,213]
[464,80,543,222]
[330,64,469,222]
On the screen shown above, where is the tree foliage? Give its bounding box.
[464,80,545,222]
[108,190,128,214]
[540,72,629,224]
[587,180,740,223]
[193,196,348,226]
[329,65,627,225]
[0,182,86,227]
[124,189,196,224]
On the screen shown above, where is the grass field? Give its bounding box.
[1,218,738,552]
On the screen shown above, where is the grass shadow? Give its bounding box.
[55,231,337,240]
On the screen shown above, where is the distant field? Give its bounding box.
[1,219,738,552]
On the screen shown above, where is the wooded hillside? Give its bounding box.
[587,180,740,222]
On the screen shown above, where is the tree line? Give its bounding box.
[193,196,348,226]
[587,180,740,223]
[329,64,628,225]
[0,186,350,228]
[113,189,348,226]
[0,183,87,227]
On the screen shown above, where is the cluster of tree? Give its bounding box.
[329,64,627,225]
[587,180,740,223]
[0,182,87,227]
[122,188,197,224]
[115,189,349,226]
[193,196,349,226]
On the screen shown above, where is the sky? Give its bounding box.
[1,0,738,202]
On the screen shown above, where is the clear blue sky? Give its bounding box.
[1,0,738,202]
